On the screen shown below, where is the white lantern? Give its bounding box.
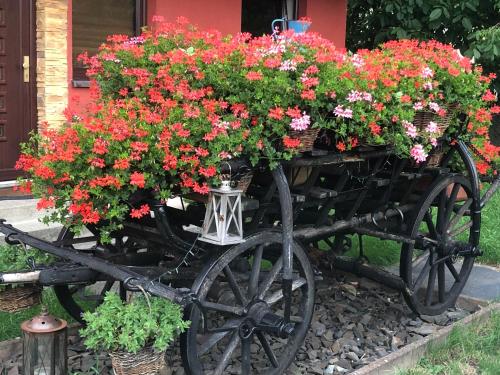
[200,180,244,245]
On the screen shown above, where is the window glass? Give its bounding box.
[241,0,284,37]
[72,0,136,81]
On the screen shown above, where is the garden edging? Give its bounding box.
[351,298,499,375]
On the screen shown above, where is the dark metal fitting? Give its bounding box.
[239,319,256,339]
[5,233,21,246]
[180,291,197,307]
[281,322,295,337]
[122,277,141,291]
[258,312,296,338]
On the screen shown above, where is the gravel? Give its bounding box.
[0,270,477,375]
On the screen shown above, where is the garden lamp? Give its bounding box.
[200,180,244,245]
[21,307,68,375]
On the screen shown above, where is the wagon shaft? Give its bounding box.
[0,220,191,306]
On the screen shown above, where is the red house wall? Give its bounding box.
[67,0,347,114]
[299,0,347,48]
[147,0,242,35]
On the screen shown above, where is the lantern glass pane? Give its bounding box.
[23,331,67,375]
[226,195,241,237]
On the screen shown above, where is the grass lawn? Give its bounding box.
[399,311,500,375]
[476,184,500,265]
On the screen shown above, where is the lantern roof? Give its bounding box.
[21,307,67,333]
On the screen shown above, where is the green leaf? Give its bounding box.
[465,3,477,12]
[462,18,472,31]
[429,8,443,21]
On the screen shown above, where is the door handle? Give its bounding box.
[23,56,30,83]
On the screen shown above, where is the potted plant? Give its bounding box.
[80,293,189,375]
[0,246,52,313]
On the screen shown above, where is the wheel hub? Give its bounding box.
[239,298,296,339]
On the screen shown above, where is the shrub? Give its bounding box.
[79,293,189,353]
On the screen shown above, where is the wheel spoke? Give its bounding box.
[200,300,245,316]
[425,263,437,306]
[449,220,473,237]
[199,319,240,356]
[265,277,306,305]
[444,183,461,226]
[248,244,264,299]
[412,255,431,290]
[257,331,279,368]
[445,260,460,282]
[438,263,446,303]
[424,212,438,240]
[257,256,283,300]
[213,331,239,375]
[447,199,472,235]
[224,266,248,306]
[436,191,447,233]
[241,337,251,375]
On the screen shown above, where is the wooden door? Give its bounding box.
[0,0,36,181]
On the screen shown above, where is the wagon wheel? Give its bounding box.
[180,231,315,375]
[400,174,479,316]
[53,226,141,323]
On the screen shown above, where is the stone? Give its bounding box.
[446,310,468,321]
[421,314,449,326]
[408,323,438,336]
[391,335,404,350]
[346,351,359,362]
[342,330,354,340]
[312,321,327,337]
[307,350,318,360]
[323,330,334,341]
[330,341,341,354]
[374,347,388,358]
[324,364,335,375]
[336,359,352,370]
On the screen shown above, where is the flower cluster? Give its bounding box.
[15,19,498,238]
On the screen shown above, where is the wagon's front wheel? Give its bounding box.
[400,175,479,316]
[180,231,315,375]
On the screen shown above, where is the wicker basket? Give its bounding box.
[289,127,320,152]
[0,284,42,313]
[413,104,458,137]
[235,171,253,193]
[109,347,165,375]
[427,146,444,167]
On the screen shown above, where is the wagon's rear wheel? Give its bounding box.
[400,175,479,315]
[52,226,136,323]
[180,231,315,375]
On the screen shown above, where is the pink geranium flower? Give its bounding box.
[403,120,418,138]
[334,105,353,118]
[290,113,311,131]
[410,144,428,163]
[426,121,438,133]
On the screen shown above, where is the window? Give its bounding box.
[241,0,298,37]
[72,0,146,85]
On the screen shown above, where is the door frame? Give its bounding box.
[24,0,38,145]
[0,0,37,181]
